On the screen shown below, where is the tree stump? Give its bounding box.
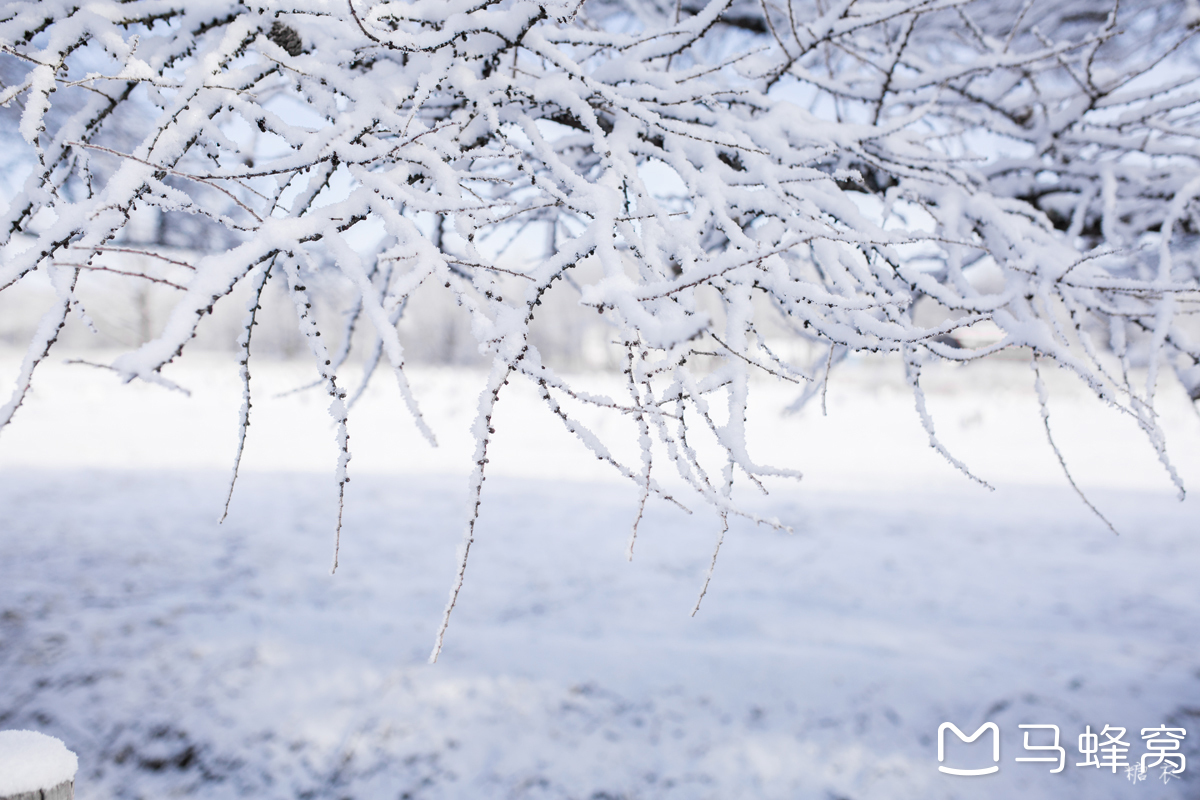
[0,731,76,800]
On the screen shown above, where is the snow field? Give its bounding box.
[2,351,1200,799]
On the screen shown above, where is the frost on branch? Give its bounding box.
[1,0,1199,658]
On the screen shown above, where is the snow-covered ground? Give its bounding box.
[3,350,1200,799]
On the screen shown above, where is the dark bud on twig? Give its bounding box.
[268,22,303,56]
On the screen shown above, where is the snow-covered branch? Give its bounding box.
[2,0,1199,657]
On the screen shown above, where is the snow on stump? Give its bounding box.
[0,731,77,800]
